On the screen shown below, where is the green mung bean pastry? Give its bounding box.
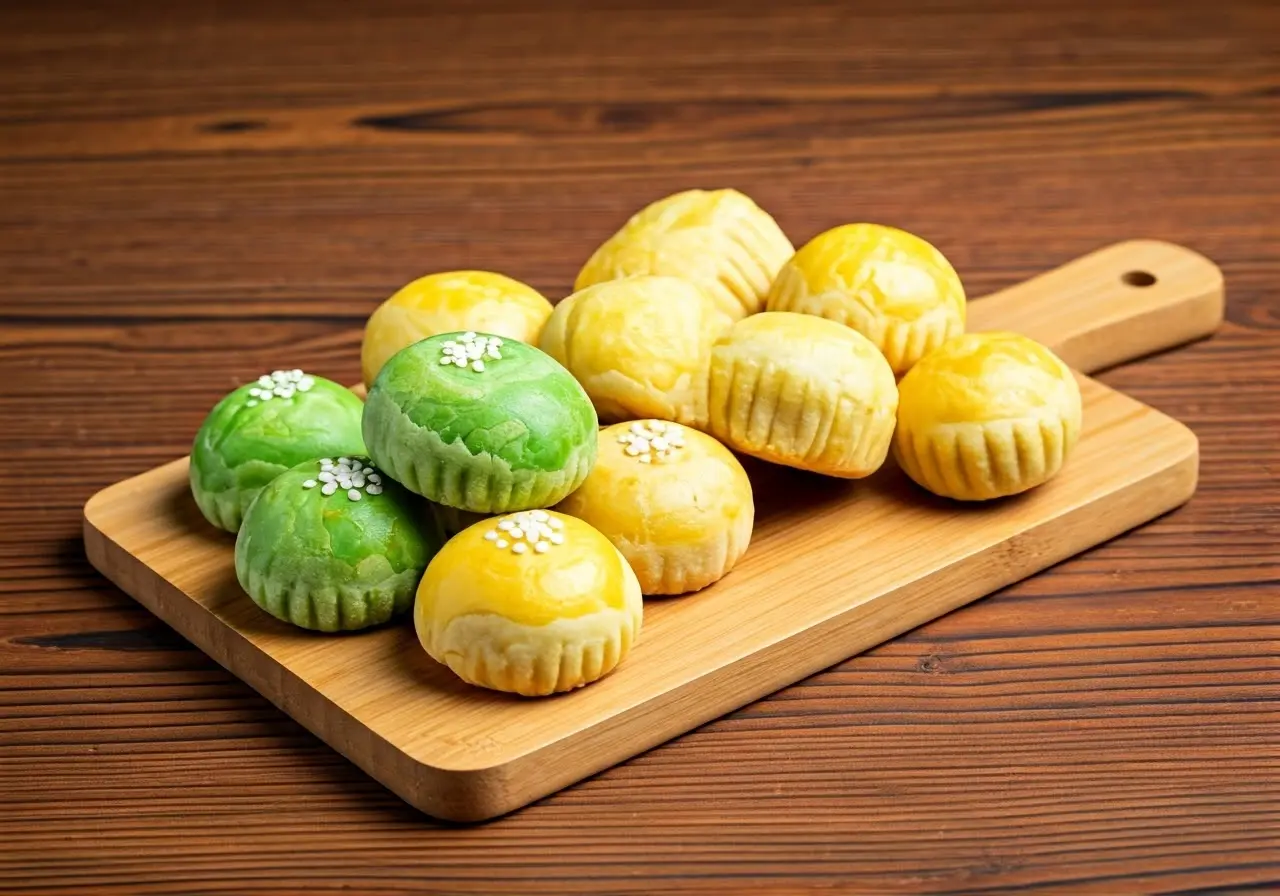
[235,456,441,632]
[362,332,598,513]
[189,369,366,532]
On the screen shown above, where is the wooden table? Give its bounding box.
[3,1,1277,892]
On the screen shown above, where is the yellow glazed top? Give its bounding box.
[714,311,897,406]
[362,271,553,386]
[556,421,752,547]
[539,275,732,425]
[414,511,632,630]
[574,189,794,320]
[897,332,1079,429]
[776,223,965,324]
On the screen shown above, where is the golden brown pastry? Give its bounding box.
[539,275,731,427]
[767,223,965,376]
[414,511,643,696]
[575,189,794,320]
[362,271,553,387]
[893,332,1082,500]
[556,421,753,595]
[706,311,898,477]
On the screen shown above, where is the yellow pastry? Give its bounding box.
[414,510,642,696]
[539,275,731,427]
[893,332,1082,501]
[556,421,753,595]
[575,189,794,320]
[362,271,553,387]
[706,312,898,477]
[767,223,965,376]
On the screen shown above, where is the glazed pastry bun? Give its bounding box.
[706,312,898,478]
[893,332,1083,500]
[539,275,731,428]
[575,188,794,320]
[556,421,753,595]
[767,223,965,376]
[414,511,643,696]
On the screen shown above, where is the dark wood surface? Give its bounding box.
[2,1,1278,892]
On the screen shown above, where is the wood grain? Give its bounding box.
[2,0,1278,891]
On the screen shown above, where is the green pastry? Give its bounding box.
[427,502,491,538]
[190,370,366,532]
[235,456,441,632]
[362,332,598,513]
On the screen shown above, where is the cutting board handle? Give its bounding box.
[967,240,1224,374]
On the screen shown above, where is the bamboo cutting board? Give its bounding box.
[83,240,1223,822]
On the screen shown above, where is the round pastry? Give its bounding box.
[361,271,553,388]
[556,421,753,595]
[766,223,966,376]
[893,332,1082,501]
[415,510,643,696]
[575,188,794,320]
[539,275,731,427]
[190,369,366,532]
[362,331,597,513]
[707,312,898,478]
[235,456,440,632]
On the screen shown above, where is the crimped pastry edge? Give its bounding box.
[893,415,1081,501]
[614,500,754,595]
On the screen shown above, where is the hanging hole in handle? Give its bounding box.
[1122,270,1157,287]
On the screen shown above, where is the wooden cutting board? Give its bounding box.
[83,240,1223,822]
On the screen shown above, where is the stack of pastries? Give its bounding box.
[189,188,1082,698]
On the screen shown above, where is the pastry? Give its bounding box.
[893,332,1082,500]
[766,223,965,376]
[415,510,643,696]
[706,312,898,477]
[235,456,440,632]
[361,271,553,388]
[575,188,794,320]
[362,331,597,513]
[556,420,753,595]
[189,369,366,532]
[539,275,731,427]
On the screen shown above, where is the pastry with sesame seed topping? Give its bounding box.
[556,421,753,595]
[235,457,442,632]
[414,511,642,696]
[361,271,553,388]
[189,371,365,532]
[362,333,597,513]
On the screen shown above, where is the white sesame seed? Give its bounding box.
[630,423,648,435]
[534,542,550,553]
[498,520,513,531]
[549,518,564,530]
[454,357,467,367]
[368,473,381,484]
[651,437,669,451]
[247,400,258,407]
[509,527,524,540]
[639,455,652,463]
[650,421,666,433]
[472,360,485,372]
[462,331,476,340]
[321,482,337,496]
[347,489,361,501]
[366,484,382,495]
[511,542,528,554]
[320,458,332,465]
[302,479,317,488]
[338,457,349,464]
[484,530,498,541]
[495,539,508,549]
[443,340,456,348]
[549,532,565,544]
[351,475,365,488]
[291,369,302,378]
[625,444,642,456]
[532,510,549,521]
[490,337,503,346]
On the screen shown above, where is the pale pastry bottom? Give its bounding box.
[615,506,753,595]
[423,600,643,697]
[707,357,896,478]
[893,416,1079,501]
